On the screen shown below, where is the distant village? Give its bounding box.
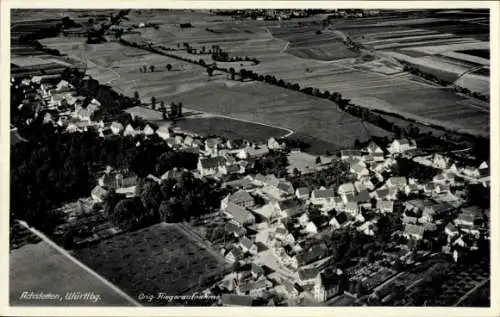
[11,71,490,307]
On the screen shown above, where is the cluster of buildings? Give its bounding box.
[208,139,489,306]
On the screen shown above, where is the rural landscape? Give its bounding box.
[9,8,491,308]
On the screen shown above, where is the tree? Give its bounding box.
[170,102,178,118]
[143,65,148,72]
[229,67,235,80]
[207,67,214,77]
[150,96,156,110]
[239,69,246,81]
[178,102,183,117]
[315,156,321,164]
[166,64,172,71]
[149,65,155,72]
[108,197,155,231]
[133,91,140,105]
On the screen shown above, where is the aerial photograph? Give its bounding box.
[9,7,491,308]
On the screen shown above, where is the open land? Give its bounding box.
[96,10,490,137]
[10,239,135,306]
[40,36,393,152]
[73,223,228,305]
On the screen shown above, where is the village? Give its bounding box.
[10,72,491,307]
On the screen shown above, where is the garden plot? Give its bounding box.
[74,223,227,305]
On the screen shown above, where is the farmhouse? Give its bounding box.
[377,200,394,214]
[340,150,363,160]
[110,121,124,135]
[338,183,356,197]
[197,156,226,177]
[224,202,256,226]
[91,185,108,203]
[268,137,284,150]
[403,224,425,240]
[311,188,335,205]
[253,203,278,222]
[432,153,450,169]
[296,187,310,200]
[156,126,172,140]
[387,138,416,154]
[239,236,258,255]
[365,141,383,154]
[228,189,255,208]
[314,270,343,302]
[386,176,407,190]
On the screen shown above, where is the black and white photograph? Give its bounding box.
[3,1,498,315]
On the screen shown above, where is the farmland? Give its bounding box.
[73,223,228,305]
[38,9,490,140]
[40,36,393,152]
[10,239,135,306]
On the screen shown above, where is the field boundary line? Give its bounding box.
[17,220,141,307]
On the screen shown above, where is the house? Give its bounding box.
[253,203,279,222]
[343,202,359,216]
[245,145,270,158]
[387,138,416,154]
[350,163,369,179]
[404,224,425,240]
[91,185,108,203]
[228,189,255,208]
[205,137,223,156]
[373,188,389,201]
[354,181,367,193]
[432,154,450,169]
[156,125,172,140]
[402,214,418,225]
[239,236,258,255]
[122,124,138,137]
[110,121,124,135]
[296,243,328,267]
[298,267,321,286]
[275,227,296,245]
[221,294,254,307]
[303,221,318,234]
[197,156,226,177]
[434,183,450,194]
[311,188,335,205]
[115,171,138,189]
[296,187,310,200]
[455,212,476,228]
[404,184,420,195]
[340,149,362,160]
[444,222,459,238]
[274,200,301,218]
[268,137,284,150]
[224,220,247,237]
[314,270,342,302]
[338,183,356,197]
[352,190,371,207]
[55,79,74,92]
[224,202,255,226]
[358,221,375,236]
[263,181,295,200]
[143,124,155,136]
[298,213,310,226]
[251,263,265,279]
[377,200,394,213]
[386,176,407,189]
[238,278,272,297]
[160,168,185,181]
[365,141,383,154]
[461,166,480,178]
[329,217,341,230]
[225,246,244,262]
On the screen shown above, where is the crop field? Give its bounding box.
[74,223,227,305]
[40,10,490,139]
[175,116,290,141]
[10,240,134,306]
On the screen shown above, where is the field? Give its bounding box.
[10,240,135,306]
[38,9,490,139]
[73,223,228,305]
